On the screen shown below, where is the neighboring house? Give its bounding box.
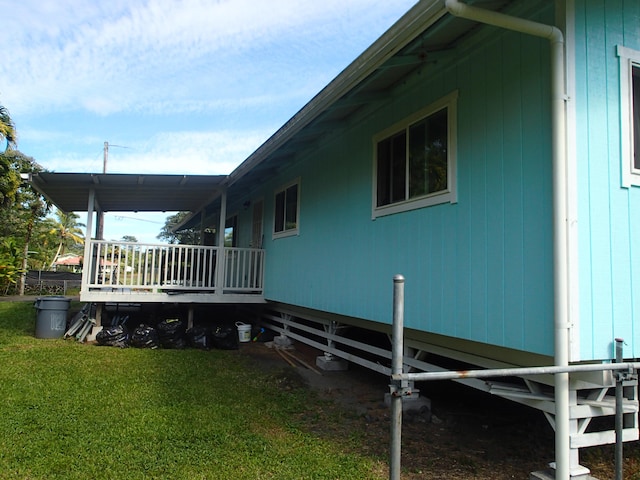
[29,1,640,478]
[53,254,83,273]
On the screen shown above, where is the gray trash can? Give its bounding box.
[34,296,71,339]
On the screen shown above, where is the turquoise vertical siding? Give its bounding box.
[240,13,557,357]
[575,0,640,360]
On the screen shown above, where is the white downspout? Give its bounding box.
[444,1,570,479]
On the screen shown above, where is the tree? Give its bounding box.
[158,212,200,245]
[0,150,50,294]
[0,238,22,295]
[0,105,20,206]
[0,104,17,151]
[48,210,85,269]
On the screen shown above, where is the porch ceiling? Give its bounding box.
[27,172,227,213]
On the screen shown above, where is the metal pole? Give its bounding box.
[389,274,405,480]
[393,361,640,382]
[615,338,624,480]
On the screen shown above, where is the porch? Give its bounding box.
[80,239,265,304]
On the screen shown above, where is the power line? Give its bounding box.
[103,141,131,174]
[112,215,163,224]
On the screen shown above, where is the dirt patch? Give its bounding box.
[237,341,640,480]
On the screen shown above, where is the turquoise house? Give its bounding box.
[218,0,640,365]
[29,1,640,478]
[195,1,640,477]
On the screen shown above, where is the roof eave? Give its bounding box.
[226,0,447,187]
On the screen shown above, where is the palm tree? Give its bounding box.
[0,105,17,151]
[48,210,85,269]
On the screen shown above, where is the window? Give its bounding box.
[273,180,299,238]
[617,45,640,187]
[225,215,237,247]
[373,91,457,217]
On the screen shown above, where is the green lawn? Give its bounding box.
[0,302,386,480]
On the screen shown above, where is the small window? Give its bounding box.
[273,180,299,238]
[225,215,237,247]
[617,45,640,187]
[373,91,457,217]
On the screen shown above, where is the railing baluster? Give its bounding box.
[136,247,142,286]
[231,250,237,289]
[143,248,149,286]
[122,244,128,286]
[83,242,263,295]
[104,243,109,286]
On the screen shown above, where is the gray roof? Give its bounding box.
[27,172,226,213]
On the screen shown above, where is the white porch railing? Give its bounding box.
[81,240,264,295]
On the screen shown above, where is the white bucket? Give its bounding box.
[236,322,252,343]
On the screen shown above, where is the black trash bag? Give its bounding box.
[211,324,238,350]
[96,325,129,348]
[156,318,187,349]
[130,324,160,349]
[186,326,210,350]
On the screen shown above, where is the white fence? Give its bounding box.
[83,240,264,294]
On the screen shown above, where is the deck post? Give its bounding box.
[188,306,194,330]
[95,303,102,328]
[81,189,96,295]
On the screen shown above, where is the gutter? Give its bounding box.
[443,1,570,479]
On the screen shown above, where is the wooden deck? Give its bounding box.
[80,240,265,304]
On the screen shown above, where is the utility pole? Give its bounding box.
[103,141,108,174]
[96,141,108,240]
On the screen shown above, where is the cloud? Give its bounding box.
[3,0,417,179]
[39,128,272,175]
[1,0,417,117]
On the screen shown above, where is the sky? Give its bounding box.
[1,0,418,242]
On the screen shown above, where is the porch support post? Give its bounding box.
[81,188,96,297]
[96,206,104,240]
[215,188,227,292]
[199,210,206,245]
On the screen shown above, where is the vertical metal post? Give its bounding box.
[390,274,405,480]
[615,338,624,480]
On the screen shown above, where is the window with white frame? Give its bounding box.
[273,180,299,238]
[617,45,640,187]
[373,91,457,217]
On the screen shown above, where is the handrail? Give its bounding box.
[81,240,264,294]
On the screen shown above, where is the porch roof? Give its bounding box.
[27,172,227,213]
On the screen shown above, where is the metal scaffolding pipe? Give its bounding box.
[615,338,624,480]
[389,274,405,480]
[392,361,640,383]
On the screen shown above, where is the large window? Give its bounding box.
[273,180,299,238]
[373,91,457,217]
[617,45,640,187]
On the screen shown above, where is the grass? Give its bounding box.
[0,301,386,480]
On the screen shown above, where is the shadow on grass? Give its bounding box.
[0,301,37,342]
